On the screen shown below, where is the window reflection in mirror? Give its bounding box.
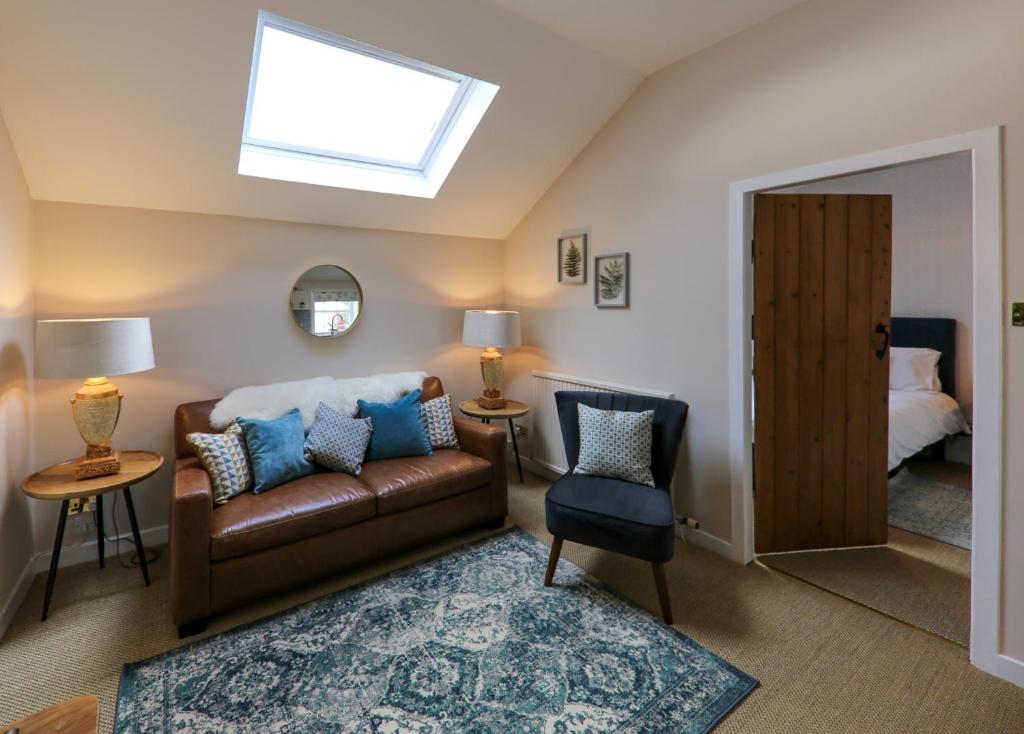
[290,265,363,337]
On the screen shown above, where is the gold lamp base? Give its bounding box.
[71,377,123,480]
[477,347,507,410]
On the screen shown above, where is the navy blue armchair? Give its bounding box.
[544,391,689,623]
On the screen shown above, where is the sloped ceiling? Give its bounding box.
[483,0,809,74]
[0,0,640,239]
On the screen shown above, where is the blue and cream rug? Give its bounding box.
[116,528,756,732]
[889,469,971,550]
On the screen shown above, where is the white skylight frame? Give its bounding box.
[238,12,499,198]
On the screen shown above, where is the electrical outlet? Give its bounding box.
[67,498,82,516]
[513,424,528,438]
[1013,302,1024,327]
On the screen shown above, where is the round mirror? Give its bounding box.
[290,265,363,338]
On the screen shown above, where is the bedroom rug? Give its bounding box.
[888,468,971,549]
[115,528,756,733]
[760,527,970,646]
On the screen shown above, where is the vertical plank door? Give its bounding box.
[754,193,892,553]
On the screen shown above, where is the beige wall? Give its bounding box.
[503,0,1024,658]
[784,153,974,419]
[32,203,503,548]
[0,111,35,630]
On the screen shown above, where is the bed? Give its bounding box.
[888,317,971,472]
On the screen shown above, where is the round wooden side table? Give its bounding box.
[22,450,164,621]
[458,399,529,483]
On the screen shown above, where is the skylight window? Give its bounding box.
[239,12,499,198]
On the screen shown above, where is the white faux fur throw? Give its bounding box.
[209,371,429,430]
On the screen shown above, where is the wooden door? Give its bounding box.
[754,194,891,553]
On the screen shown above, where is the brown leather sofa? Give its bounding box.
[170,376,507,636]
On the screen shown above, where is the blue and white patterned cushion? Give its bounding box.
[187,421,253,505]
[419,394,460,450]
[304,402,373,475]
[573,403,655,487]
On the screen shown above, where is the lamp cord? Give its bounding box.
[95,493,160,569]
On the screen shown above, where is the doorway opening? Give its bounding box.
[727,128,1012,683]
[753,153,973,647]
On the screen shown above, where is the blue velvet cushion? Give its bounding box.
[237,409,317,494]
[358,389,433,461]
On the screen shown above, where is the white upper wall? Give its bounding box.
[0,0,640,240]
[784,153,974,418]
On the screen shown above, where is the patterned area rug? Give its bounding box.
[115,528,756,733]
[889,470,971,549]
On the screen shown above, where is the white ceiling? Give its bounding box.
[484,0,809,74]
[0,0,639,240]
[0,0,806,239]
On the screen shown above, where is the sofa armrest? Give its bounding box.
[454,417,508,519]
[170,457,213,627]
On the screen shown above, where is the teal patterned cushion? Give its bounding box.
[186,421,253,504]
[419,394,460,450]
[238,409,317,494]
[573,403,655,487]
[304,402,373,475]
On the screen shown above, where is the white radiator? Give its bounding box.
[530,370,675,476]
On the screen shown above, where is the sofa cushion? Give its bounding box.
[358,450,492,515]
[210,472,375,560]
[545,473,675,563]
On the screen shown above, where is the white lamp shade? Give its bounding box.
[462,310,521,348]
[35,318,155,379]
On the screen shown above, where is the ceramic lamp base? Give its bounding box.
[478,347,507,409]
[71,377,123,480]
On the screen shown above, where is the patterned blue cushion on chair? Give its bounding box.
[573,403,655,487]
[419,394,460,450]
[304,402,373,476]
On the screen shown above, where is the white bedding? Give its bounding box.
[889,390,970,470]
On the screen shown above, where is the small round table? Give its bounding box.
[458,399,529,483]
[22,450,163,621]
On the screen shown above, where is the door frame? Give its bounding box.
[727,127,1014,683]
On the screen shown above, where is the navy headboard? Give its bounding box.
[890,317,956,400]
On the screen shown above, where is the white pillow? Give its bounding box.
[890,347,942,392]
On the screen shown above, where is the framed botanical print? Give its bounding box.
[557,233,587,284]
[594,252,629,308]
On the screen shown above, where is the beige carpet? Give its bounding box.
[2,473,1023,733]
[760,527,970,646]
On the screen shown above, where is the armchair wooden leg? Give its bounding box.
[652,562,673,625]
[544,537,563,587]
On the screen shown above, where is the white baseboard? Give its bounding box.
[0,555,37,642]
[678,525,736,559]
[519,456,562,482]
[33,524,168,574]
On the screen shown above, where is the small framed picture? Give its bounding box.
[594,253,630,308]
[557,233,587,284]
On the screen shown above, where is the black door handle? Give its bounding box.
[875,323,890,360]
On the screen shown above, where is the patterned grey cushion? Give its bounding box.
[187,421,253,505]
[304,402,373,475]
[419,394,460,450]
[573,403,655,487]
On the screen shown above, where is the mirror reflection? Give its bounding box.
[290,265,363,337]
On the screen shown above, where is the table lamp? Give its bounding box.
[35,318,155,479]
[462,310,521,409]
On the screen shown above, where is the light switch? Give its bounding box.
[1013,302,1024,327]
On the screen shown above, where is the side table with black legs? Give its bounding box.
[21,450,163,621]
[458,399,529,483]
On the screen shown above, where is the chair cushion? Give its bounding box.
[210,472,375,560]
[574,403,655,486]
[358,450,492,515]
[545,474,675,562]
